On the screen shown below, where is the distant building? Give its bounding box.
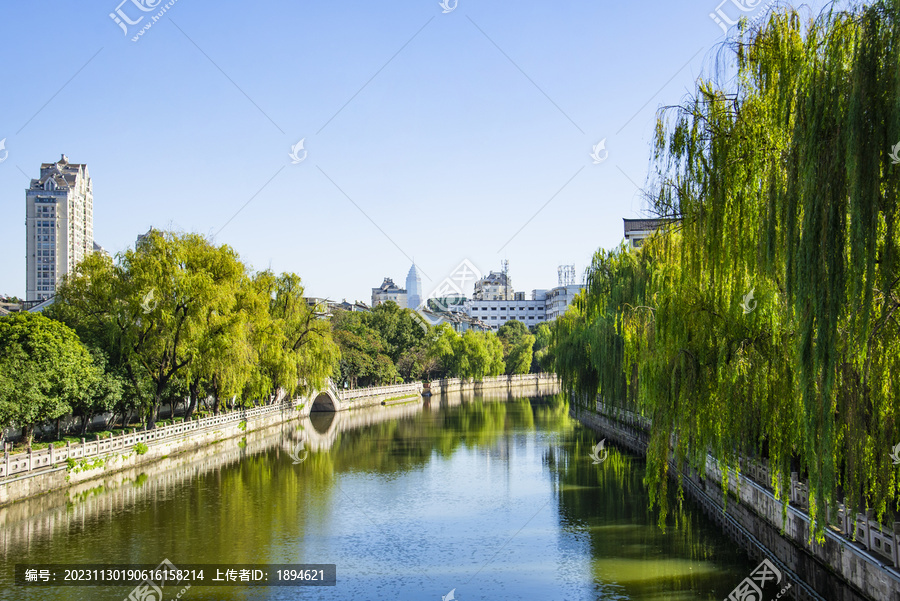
[306,298,371,317]
[371,278,407,308]
[546,284,583,321]
[464,289,549,332]
[93,241,111,258]
[27,296,56,313]
[420,308,490,333]
[623,218,671,249]
[26,154,94,302]
[473,271,513,301]
[136,227,157,247]
[305,297,333,318]
[0,300,22,314]
[426,296,468,314]
[337,299,370,313]
[406,263,423,310]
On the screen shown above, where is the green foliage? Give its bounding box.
[133,443,148,455]
[498,320,536,375]
[427,324,505,380]
[0,313,101,443]
[554,2,900,538]
[531,323,554,372]
[367,301,427,364]
[330,302,435,385]
[66,456,107,474]
[331,309,399,387]
[50,231,339,430]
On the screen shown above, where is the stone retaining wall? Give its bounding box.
[574,405,896,601]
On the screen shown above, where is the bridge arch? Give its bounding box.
[310,390,340,412]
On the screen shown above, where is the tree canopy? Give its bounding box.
[554,1,900,537]
[0,312,102,443]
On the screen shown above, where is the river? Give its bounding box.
[0,390,770,600]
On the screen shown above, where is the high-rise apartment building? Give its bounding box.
[26,155,93,301]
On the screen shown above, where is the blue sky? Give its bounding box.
[0,0,830,303]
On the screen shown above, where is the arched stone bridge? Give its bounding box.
[299,380,423,416]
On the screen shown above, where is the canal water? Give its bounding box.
[0,392,771,601]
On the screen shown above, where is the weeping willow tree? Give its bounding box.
[556,1,900,538]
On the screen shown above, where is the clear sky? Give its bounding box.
[0,0,830,303]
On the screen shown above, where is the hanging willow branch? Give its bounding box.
[554,0,900,539]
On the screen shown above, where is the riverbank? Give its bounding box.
[573,402,897,601]
[0,374,559,507]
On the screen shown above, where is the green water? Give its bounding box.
[0,393,769,600]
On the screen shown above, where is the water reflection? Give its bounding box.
[0,390,765,601]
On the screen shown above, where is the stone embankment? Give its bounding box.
[574,401,898,601]
[1,374,559,506]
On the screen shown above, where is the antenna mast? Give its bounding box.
[501,259,509,300]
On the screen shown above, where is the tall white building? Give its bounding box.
[26,155,94,302]
[406,263,423,310]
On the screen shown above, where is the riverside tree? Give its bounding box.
[497,319,536,375]
[51,231,338,428]
[428,324,504,380]
[555,1,900,538]
[0,313,102,444]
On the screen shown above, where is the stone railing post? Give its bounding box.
[865,510,875,550]
[49,443,54,465]
[4,443,9,476]
[893,522,900,568]
[843,504,853,539]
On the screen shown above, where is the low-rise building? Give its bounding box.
[473,271,514,301]
[464,289,549,331]
[624,218,671,249]
[545,284,583,321]
[337,299,370,313]
[420,308,490,333]
[371,278,407,308]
